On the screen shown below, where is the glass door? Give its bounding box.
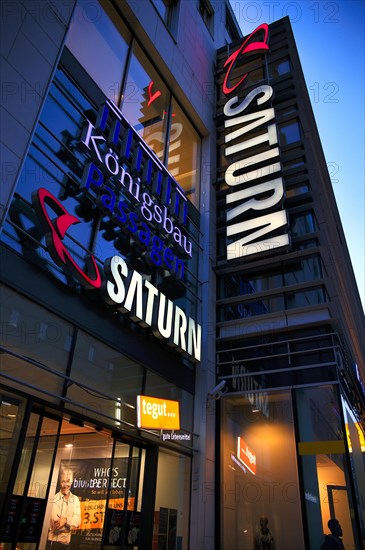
[1,411,147,550]
[103,443,145,549]
[41,421,146,550]
[1,410,61,550]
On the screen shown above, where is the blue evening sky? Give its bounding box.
[229,0,365,309]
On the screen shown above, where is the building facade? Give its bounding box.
[215,16,365,550]
[0,2,364,550]
[0,1,240,548]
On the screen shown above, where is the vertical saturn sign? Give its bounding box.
[219,24,290,260]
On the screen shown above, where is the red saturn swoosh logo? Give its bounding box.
[32,188,101,289]
[223,23,270,95]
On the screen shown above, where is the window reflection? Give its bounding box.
[295,386,357,549]
[219,256,322,299]
[219,285,326,320]
[167,99,200,208]
[154,450,191,550]
[291,211,316,236]
[66,0,130,102]
[269,57,291,78]
[68,331,143,428]
[121,42,170,161]
[286,183,309,197]
[279,120,301,145]
[286,287,326,309]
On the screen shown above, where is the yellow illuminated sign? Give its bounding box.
[137,396,180,430]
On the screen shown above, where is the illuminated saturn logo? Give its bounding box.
[223,23,269,95]
[32,188,101,289]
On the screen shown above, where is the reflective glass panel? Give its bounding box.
[121,42,170,161]
[0,286,72,400]
[221,391,304,549]
[291,211,316,236]
[0,394,25,508]
[295,386,358,549]
[286,287,326,309]
[279,120,301,145]
[13,414,40,496]
[167,99,201,208]
[269,57,291,78]
[154,449,191,550]
[67,331,143,429]
[66,0,131,102]
[283,256,322,286]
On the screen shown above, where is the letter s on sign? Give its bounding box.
[223,23,270,96]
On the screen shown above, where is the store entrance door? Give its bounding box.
[1,412,149,550]
[40,419,147,550]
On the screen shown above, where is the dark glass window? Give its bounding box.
[278,104,297,118]
[219,271,282,299]
[219,294,285,320]
[284,256,322,286]
[225,4,240,41]
[283,157,305,172]
[218,284,326,321]
[286,287,326,309]
[291,211,316,236]
[286,182,310,198]
[269,57,291,78]
[279,120,301,146]
[219,256,321,300]
[199,0,214,36]
[295,239,319,251]
[151,0,179,35]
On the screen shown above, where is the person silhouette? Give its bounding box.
[321,518,345,550]
[253,516,275,550]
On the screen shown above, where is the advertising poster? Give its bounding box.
[52,459,137,549]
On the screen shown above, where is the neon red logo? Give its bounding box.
[32,188,101,289]
[223,23,269,95]
[147,81,162,107]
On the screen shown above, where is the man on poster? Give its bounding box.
[46,468,81,549]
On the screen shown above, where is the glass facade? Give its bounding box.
[0,391,193,549]
[0,285,194,438]
[66,0,131,102]
[220,387,364,549]
[295,386,360,549]
[66,0,201,207]
[1,4,365,550]
[0,0,204,544]
[221,391,304,550]
[215,17,365,548]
